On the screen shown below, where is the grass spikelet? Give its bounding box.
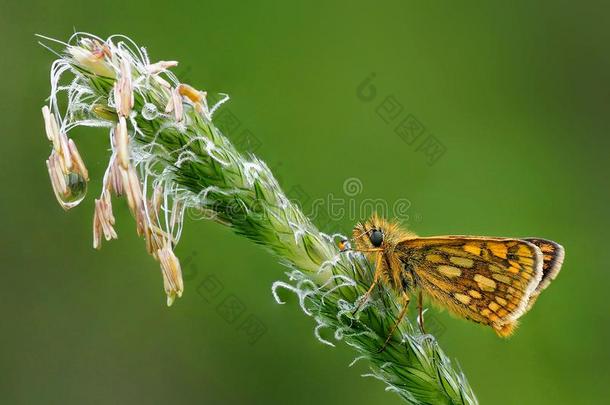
[39,32,478,404]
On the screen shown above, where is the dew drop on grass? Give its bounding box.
[141,103,158,120]
[58,172,88,209]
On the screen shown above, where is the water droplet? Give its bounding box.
[59,172,88,209]
[141,103,159,120]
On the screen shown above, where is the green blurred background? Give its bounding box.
[1,1,609,404]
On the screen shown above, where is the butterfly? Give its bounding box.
[345,214,564,347]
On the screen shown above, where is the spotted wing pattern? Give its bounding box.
[396,237,544,336]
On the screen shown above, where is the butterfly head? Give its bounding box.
[352,214,413,252]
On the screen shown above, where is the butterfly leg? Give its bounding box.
[377,292,410,353]
[417,290,426,334]
[352,250,383,316]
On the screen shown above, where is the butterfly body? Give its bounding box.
[352,215,564,337]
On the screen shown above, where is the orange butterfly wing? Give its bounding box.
[396,237,545,336]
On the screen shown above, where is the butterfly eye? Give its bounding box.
[369,229,383,247]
